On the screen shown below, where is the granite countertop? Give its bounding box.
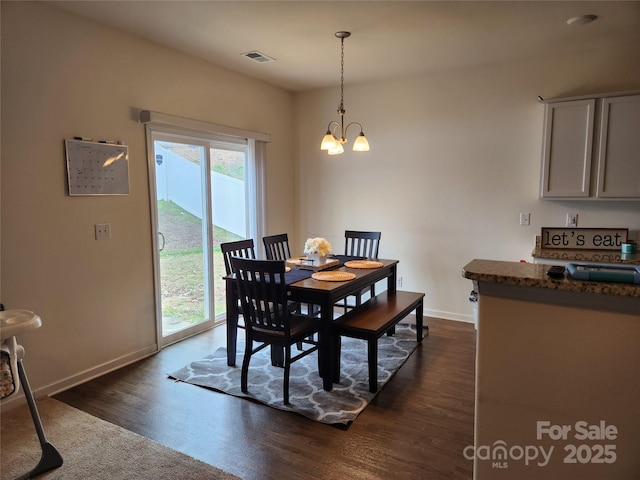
[462,259,640,298]
[532,247,638,264]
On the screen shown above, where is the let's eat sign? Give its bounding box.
[541,228,628,250]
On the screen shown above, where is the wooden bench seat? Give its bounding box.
[333,290,426,393]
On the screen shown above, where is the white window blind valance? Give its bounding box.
[139,110,271,143]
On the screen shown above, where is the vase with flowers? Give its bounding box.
[304,237,332,263]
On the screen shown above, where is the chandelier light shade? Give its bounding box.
[320,31,370,155]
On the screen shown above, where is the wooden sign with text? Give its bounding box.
[541,228,628,250]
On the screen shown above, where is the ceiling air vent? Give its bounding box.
[241,51,275,63]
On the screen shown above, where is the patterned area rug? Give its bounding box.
[169,323,421,425]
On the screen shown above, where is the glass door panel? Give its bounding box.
[154,139,214,343]
[210,145,247,321]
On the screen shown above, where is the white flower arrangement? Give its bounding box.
[303,237,332,256]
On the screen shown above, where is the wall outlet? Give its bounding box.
[519,212,531,226]
[566,213,578,227]
[397,276,403,288]
[95,223,111,240]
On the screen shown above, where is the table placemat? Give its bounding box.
[344,260,384,269]
[286,257,304,265]
[311,271,356,282]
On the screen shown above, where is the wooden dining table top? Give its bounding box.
[287,258,398,293]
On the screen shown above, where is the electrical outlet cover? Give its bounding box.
[566,213,578,227]
[95,223,111,240]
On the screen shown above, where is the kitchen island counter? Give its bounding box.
[463,258,640,298]
[462,259,639,480]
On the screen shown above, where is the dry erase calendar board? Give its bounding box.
[65,139,129,195]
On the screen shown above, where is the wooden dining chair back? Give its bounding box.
[345,230,381,258]
[220,239,256,276]
[263,233,317,333]
[231,257,320,404]
[340,230,382,313]
[263,233,292,261]
[220,239,256,336]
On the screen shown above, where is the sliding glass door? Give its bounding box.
[154,136,213,344]
[148,130,255,347]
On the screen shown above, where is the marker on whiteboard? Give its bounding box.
[99,140,117,144]
[74,136,94,141]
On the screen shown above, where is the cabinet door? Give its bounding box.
[540,99,595,198]
[596,95,640,198]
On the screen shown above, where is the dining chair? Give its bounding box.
[220,239,259,360]
[263,233,320,318]
[220,239,257,326]
[231,257,321,405]
[339,230,382,313]
[220,239,256,277]
[263,233,292,261]
[220,239,290,366]
[345,230,381,259]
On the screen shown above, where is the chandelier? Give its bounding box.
[320,31,370,155]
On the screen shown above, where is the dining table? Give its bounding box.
[225,255,398,391]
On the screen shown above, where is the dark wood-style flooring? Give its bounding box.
[55,317,476,479]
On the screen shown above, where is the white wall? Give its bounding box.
[295,46,640,321]
[0,2,295,401]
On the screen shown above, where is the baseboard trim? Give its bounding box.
[426,308,474,324]
[2,344,158,410]
[400,308,474,325]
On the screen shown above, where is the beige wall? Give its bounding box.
[295,43,640,321]
[1,2,295,400]
[2,1,639,400]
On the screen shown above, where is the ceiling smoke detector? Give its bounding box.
[241,51,275,63]
[566,15,598,26]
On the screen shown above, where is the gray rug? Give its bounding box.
[169,323,421,425]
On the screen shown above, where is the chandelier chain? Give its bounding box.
[340,37,345,112]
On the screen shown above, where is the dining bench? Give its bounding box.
[332,290,426,393]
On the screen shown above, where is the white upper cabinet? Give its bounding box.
[540,93,640,200]
[596,95,640,198]
[540,99,595,198]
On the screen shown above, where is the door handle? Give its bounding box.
[158,232,165,252]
